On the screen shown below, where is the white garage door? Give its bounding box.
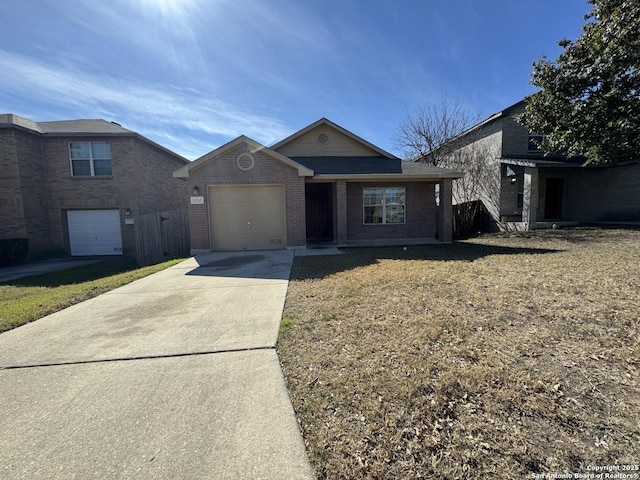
[209,185,286,251]
[67,210,123,256]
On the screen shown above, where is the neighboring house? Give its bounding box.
[0,114,189,260]
[441,101,640,231]
[174,118,462,252]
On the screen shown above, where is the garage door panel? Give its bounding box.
[209,185,286,251]
[67,210,123,256]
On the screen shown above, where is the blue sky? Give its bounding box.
[1,0,591,160]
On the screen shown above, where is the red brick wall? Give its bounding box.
[185,142,306,251]
[346,182,437,241]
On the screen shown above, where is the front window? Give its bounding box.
[69,142,112,177]
[363,187,406,224]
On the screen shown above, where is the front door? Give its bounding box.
[305,183,333,242]
[544,178,564,219]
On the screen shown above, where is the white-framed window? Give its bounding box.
[363,187,406,224]
[69,142,112,177]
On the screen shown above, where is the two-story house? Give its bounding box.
[442,101,640,231]
[0,114,188,261]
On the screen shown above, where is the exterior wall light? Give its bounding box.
[193,186,200,196]
[124,208,132,216]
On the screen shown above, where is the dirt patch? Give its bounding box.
[278,228,640,479]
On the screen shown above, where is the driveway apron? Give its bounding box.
[0,251,315,480]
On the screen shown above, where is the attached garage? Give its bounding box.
[67,210,123,256]
[209,184,286,251]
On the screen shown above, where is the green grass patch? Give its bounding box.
[279,312,299,340]
[0,257,185,333]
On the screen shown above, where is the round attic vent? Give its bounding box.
[317,132,329,145]
[236,153,255,171]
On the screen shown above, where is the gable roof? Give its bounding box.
[451,100,526,142]
[173,135,314,178]
[271,118,398,159]
[0,113,188,164]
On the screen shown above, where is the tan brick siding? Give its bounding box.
[185,143,306,250]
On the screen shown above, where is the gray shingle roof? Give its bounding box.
[290,156,461,177]
[38,119,133,135]
[0,114,134,135]
[1,113,188,164]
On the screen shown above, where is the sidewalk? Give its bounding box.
[0,258,100,283]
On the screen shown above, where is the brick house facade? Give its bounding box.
[175,118,460,252]
[0,114,188,260]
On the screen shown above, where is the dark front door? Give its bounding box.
[544,178,564,219]
[305,183,333,242]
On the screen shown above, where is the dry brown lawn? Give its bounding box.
[278,228,640,479]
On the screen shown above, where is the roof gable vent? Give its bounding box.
[317,132,329,145]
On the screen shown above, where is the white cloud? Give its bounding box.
[0,50,291,159]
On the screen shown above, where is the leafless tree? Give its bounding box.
[396,98,502,233]
[395,98,480,166]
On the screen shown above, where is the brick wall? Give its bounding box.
[16,130,50,257]
[345,182,436,241]
[185,142,306,251]
[43,136,138,255]
[0,130,27,240]
[134,140,188,215]
[542,163,640,222]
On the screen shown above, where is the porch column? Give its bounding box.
[522,167,539,229]
[336,179,348,244]
[438,179,453,243]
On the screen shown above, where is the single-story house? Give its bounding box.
[174,118,462,252]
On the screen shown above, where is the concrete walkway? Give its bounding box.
[0,251,315,480]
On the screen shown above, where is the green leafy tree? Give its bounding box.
[520,0,640,164]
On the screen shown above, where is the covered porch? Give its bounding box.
[498,158,584,231]
[303,176,457,246]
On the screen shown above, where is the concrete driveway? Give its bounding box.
[0,251,315,480]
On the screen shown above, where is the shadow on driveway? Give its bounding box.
[186,251,293,281]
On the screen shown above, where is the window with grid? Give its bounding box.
[363,187,406,224]
[69,142,112,177]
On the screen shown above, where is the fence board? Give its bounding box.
[135,208,190,266]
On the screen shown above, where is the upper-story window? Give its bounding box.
[527,135,545,152]
[69,142,112,177]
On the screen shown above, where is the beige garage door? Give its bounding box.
[209,185,286,250]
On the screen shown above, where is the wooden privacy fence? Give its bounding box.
[135,208,190,266]
[453,200,491,238]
